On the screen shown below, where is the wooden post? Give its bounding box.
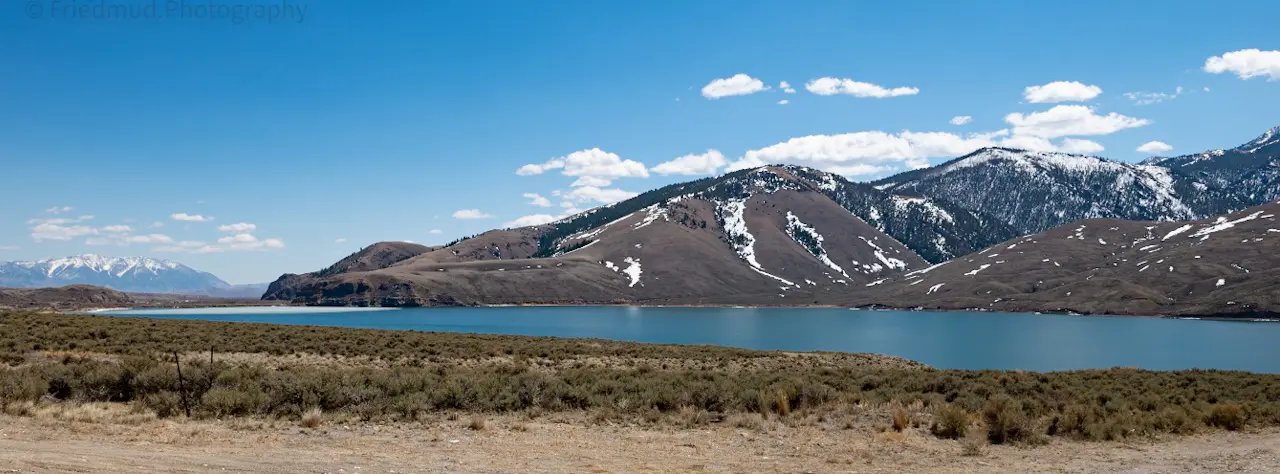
[174,351,191,418]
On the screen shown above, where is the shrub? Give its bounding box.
[931,404,968,439]
[300,407,323,428]
[983,396,1033,445]
[891,407,910,432]
[1206,404,1247,431]
[468,415,486,431]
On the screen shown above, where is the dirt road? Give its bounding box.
[2,412,1279,473]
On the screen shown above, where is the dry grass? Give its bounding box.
[891,407,910,432]
[467,415,486,431]
[299,407,322,428]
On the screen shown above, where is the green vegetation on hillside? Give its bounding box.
[3,311,1279,443]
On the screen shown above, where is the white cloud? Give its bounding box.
[726,130,1001,175]
[217,222,256,233]
[1023,81,1103,103]
[149,221,164,229]
[777,99,789,105]
[0,245,19,251]
[504,214,557,228]
[1136,141,1173,154]
[1058,138,1105,154]
[452,209,493,219]
[516,148,649,187]
[1004,105,1149,138]
[1204,87,1211,92]
[569,176,613,187]
[215,233,285,251]
[701,74,769,99]
[44,206,73,214]
[523,193,552,207]
[31,223,96,242]
[334,238,347,243]
[30,219,97,242]
[779,81,796,93]
[515,160,564,176]
[85,233,174,246]
[171,213,213,222]
[428,229,443,234]
[804,77,919,98]
[650,149,728,176]
[100,225,133,233]
[27,215,93,225]
[950,115,973,126]
[1204,49,1280,81]
[561,186,638,204]
[1124,87,1183,105]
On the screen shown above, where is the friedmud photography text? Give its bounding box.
[25,0,307,24]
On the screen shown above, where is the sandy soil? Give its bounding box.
[2,411,1278,474]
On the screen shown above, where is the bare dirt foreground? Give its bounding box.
[2,413,1278,474]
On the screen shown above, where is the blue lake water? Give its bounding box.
[94,306,1280,373]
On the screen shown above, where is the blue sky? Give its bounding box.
[2,0,1278,283]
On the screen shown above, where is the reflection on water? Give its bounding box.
[96,306,1280,373]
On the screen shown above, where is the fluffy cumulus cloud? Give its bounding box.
[86,233,174,246]
[777,99,789,105]
[949,115,972,126]
[1137,141,1174,154]
[1124,87,1183,105]
[28,215,97,242]
[515,148,648,187]
[217,222,256,233]
[569,176,612,187]
[1204,49,1280,80]
[44,206,73,214]
[171,213,213,222]
[452,209,492,219]
[1023,81,1103,103]
[650,149,728,176]
[561,186,637,204]
[726,130,1002,175]
[1004,105,1149,139]
[523,193,552,207]
[157,234,283,254]
[515,161,564,176]
[29,218,178,247]
[503,214,557,228]
[1057,138,1106,154]
[701,74,769,99]
[779,81,796,93]
[804,77,919,98]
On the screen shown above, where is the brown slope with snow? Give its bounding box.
[856,201,1280,317]
[277,168,928,306]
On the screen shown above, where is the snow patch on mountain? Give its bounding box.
[785,211,849,279]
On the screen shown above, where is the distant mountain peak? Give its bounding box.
[0,254,230,293]
[1236,125,1280,153]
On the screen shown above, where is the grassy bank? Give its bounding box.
[3,310,1280,444]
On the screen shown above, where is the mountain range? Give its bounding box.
[262,126,1280,316]
[0,255,264,297]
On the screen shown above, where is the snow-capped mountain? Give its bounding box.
[874,147,1245,235]
[1143,126,1280,202]
[0,254,232,294]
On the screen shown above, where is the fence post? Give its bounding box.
[174,351,191,418]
